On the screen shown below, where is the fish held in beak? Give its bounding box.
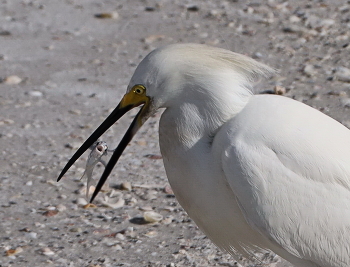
[57,85,151,203]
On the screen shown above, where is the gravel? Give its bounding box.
[0,0,349,266]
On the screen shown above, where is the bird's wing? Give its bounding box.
[216,95,350,266]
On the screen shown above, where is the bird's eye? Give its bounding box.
[133,85,146,95]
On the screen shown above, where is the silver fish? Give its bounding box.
[81,141,109,199]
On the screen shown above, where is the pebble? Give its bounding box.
[164,184,174,195]
[94,12,119,19]
[120,181,132,191]
[4,75,22,85]
[56,204,67,211]
[42,210,58,217]
[283,25,304,34]
[187,5,199,12]
[25,232,38,239]
[76,197,88,206]
[83,203,97,209]
[162,216,174,225]
[335,67,350,83]
[28,91,43,97]
[274,85,287,95]
[142,191,158,200]
[113,244,123,250]
[70,227,82,233]
[303,64,317,77]
[0,30,11,36]
[116,233,125,240]
[341,98,350,108]
[144,230,158,238]
[143,211,163,223]
[0,119,14,126]
[69,109,82,115]
[100,197,125,209]
[144,154,162,159]
[143,34,165,45]
[289,15,301,23]
[5,247,23,256]
[41,247,55,256]
[140,205,153,211]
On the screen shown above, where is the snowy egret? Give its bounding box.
[58,44,350,267]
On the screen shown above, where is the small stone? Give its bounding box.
[113,244,123,250]
[116,233,125,240]
[26,180,33,186]
[5,75,22,85]
[94,12,119,19]
[339,5,350,13]
[136,140,147,146]
[70,227,82,233]
[162,216,174,225]
[144,154,162,159]
[0,119,14,126]
[341,98,350,108]
[99,197,124,209]
[56,204,67,212]
[145,6,156,12]
[69,109,82,115]
[187,5,199,12]
[283,25,304,34]
[43,45,54,50]
[199,32,208,38]
[0,30,11,36]
[6,247,23,256]
[83,203,97,209]
[77,197,88,206]
[28,91,43,97]
[143,35,165,45]
[164,184,174,195]
[143,211,163,223]
[42,247,55,256]
[142,191,158,200]
[335,67,350,83]
[289,15,301,23]
[25,232,38,239]
[120,182,132,191]
[163,206,175,212]
[43,210,58,217]
[140,205,153,211]
[303,64,317,77]
[144,230,157,237]
[252,52,263,59]
[274,85,286,95]
[93,228,110,235]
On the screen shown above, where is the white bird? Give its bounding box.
[58,43,350,267]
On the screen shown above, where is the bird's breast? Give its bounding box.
[158,113,274,256]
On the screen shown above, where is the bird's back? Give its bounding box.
[215,94,350,267]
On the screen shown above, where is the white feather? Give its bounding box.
[127,43,350,266]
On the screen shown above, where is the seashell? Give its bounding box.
[143,211,163,223]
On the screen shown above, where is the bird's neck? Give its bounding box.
[160,84,252,151]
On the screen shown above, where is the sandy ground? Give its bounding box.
[1,0,350,266]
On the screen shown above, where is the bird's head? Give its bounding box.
[57,44,275,202]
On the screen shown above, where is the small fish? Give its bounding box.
[81,141,109,199]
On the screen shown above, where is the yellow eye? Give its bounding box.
[133,85,146,95]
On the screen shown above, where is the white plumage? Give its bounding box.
[59,43,350,267]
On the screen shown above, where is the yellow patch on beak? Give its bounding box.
[120,84,149,109]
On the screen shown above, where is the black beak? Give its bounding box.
[57,96,150,203]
